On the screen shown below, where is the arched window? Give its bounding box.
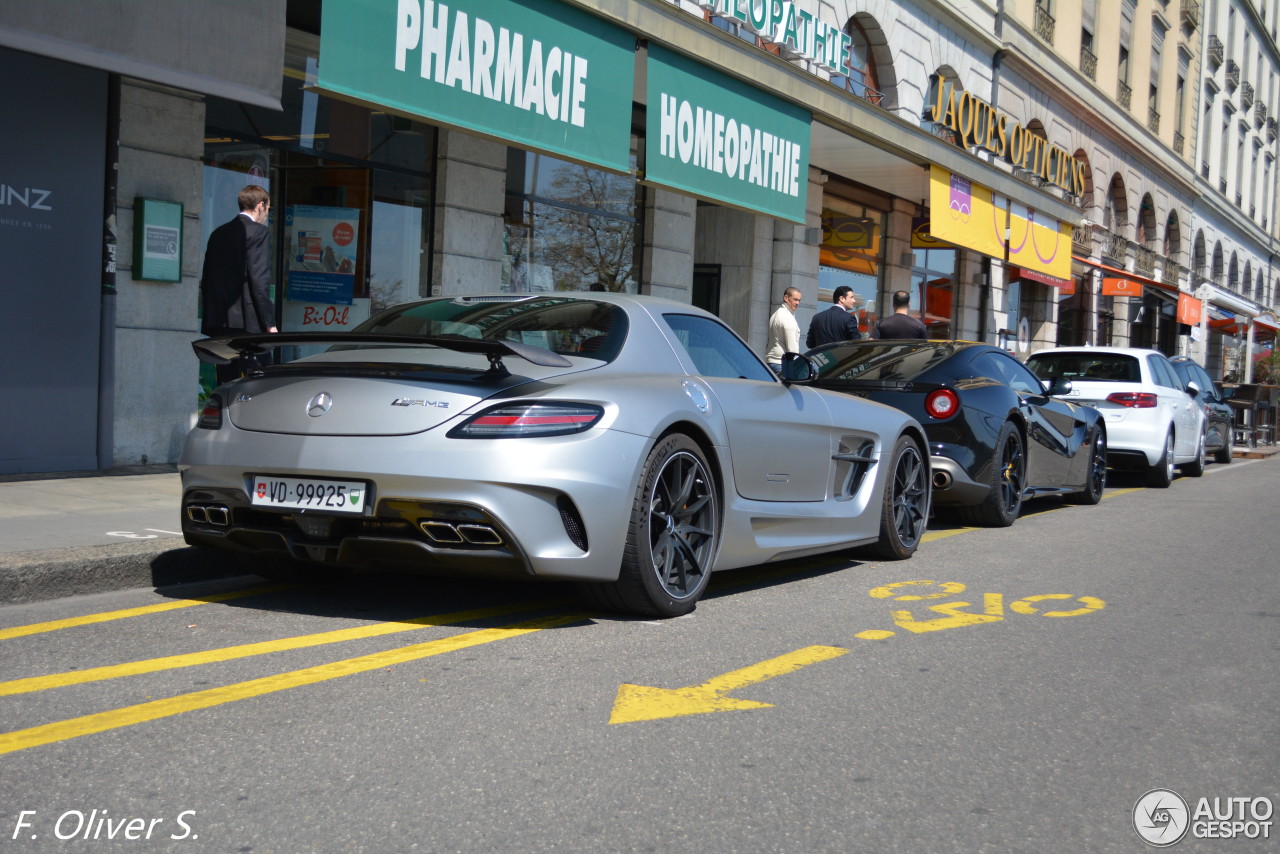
[1137,194,1157,247]
[1228,254,1239,291]
[1162,212,1181,262]
[1192,231,1206,279]
[1211,243,1224,282]
[840,14,895,108]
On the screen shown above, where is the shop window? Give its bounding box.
[502,149,640,293]
[817,202,885,336]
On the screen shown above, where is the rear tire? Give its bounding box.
[957,421,1025,527]
[1182,432,1206,478]
[863,435,928,560]
[1144,431,1175,488]
[578,434,719,618]
[1065,427,1106,505]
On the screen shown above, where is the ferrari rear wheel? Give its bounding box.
[863,435,928,560]
[579,433,719,618]
[958,420,1024,527]
[1065,428,1106,505]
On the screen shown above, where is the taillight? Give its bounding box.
[1106,392,1158,408]
[924,388,960,419]
[197,394,223,429]
[449,402,604,438]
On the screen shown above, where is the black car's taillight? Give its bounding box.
[923,388,960,419]
[448,403,604,438]
[197,394,223,429]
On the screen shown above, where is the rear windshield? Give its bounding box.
[810,341,960,383]
[1026,352,1140,383]
[351,296,628,362]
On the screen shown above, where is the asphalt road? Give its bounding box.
[1,459,1276,853]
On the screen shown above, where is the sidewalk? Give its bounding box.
[2,444,1277,606]
[0,465,243,605]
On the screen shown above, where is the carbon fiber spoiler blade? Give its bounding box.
[191,332,573,370]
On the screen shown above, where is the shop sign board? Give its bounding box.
[646,45,811,224]
[925,75,1087,199]
[700,0,852,75]
[928,166,1072,280]
[1102,277,1142,296]
[316,0,635,173]
[1177,293,1203,325]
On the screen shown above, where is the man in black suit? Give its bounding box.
[200,184,277,383]
[806,284,862,349]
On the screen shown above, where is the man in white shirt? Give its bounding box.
[765,287,802,372]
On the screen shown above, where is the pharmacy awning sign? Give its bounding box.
[645,44,811,224]
[316,0,635,173]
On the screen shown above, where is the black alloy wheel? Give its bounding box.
[1066,427,1106,505]
[865,435,929,560]
[959,420,1025,527]
[579,433,719,618]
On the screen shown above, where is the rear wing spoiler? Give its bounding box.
[192,332,572,374]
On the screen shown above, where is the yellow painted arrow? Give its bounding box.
[609,645,849,724]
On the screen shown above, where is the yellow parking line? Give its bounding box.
[1102,487,1144,499]
[0,585,292,641]
[0,612,587,756]
[0,599,567,697]
[922,527,979,542]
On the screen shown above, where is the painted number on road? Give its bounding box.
[856,580,1105,639]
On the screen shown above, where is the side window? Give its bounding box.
[662,314,775,381]
[1148,356,1180,390]
[975,352,1040,394]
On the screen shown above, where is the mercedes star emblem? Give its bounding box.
[307,392,333,417]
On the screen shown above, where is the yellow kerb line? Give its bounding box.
[0,584,293,641]
[0,599,569,697]
[0,612,587,756]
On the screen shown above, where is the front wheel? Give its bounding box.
[863,435,929,560]
[1144,431,1175,488]
[578,434,719,618]
[958,420,1025,527]
[1214,430,1233,464]
[1065,427,1106,505]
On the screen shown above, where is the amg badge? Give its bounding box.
[391,398,450,408]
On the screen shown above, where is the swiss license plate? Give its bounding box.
[250,476,368,514]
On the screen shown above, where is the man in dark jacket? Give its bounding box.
[871,290,927,339]
[806,285,862,348]
[200,185,277,383]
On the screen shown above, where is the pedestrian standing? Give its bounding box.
[871,290,927,339]
[806,285,862,348]
[765,287,802,372]
[200,185,278,384]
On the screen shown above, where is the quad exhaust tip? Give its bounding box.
[186,504,230,526]
[419,520,503,546]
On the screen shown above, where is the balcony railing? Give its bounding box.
[1148,107,1161,134]
[1256,100,1268,127]
[1134,245,1156,278]
[1207,35,1224,66]
[1072,223,1094,253]
[1268,117,1278,142]
[1182,0,1201,31]
[1225,59,1240,90]
[1162,262,1181,287]
[1174,131,1185,154]
[1241,81,1255,111]
[1102,230,1129,264]
[1080,45,1097,80]
[1035,5,1056,43]
[829,74,886,108]
[1117,80,1132,110]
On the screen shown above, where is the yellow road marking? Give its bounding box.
[922,526,978,542]
[1102,487,1144,499]
[0,612,586,756]
[0,599,567,697]
[610,645,848,724]
[0,585,291,641]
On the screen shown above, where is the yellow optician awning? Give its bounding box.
[928,165,1073,281]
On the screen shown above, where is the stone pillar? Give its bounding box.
[640,186,696,301]
[432,130,506,295]
[880,197,916,318]
[115,79,205,466]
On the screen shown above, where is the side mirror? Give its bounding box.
[779,352,819,383]
[1044,376,1073,396]
[1185,380,1201,397]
